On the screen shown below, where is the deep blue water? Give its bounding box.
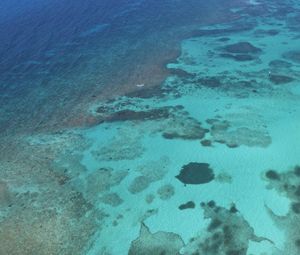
[0,0,240,135]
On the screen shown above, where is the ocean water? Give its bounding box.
[1,0,300,254]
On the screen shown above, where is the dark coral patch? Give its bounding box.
[208,219,222,231]
[226,249,245,255]
[223,42,262,54]
[229,204,238,214]
[291,202,300,214]
[218,37,230,42]
[169,68,196,79]
[189,23,254,37]
[220,53,255,62]
[269,74,294,84]
[95,105,110,114]
[125,85,166,98]
[201,139,212,147]
[295,186,300,197]
[269,59,292,69]
[282,50,300,64]
[295,239,300,248]
[162,128,207,140]
[254,29,279,36]
[294,166,300,177]
[104,108,171,122]
[226,143,238,148]
[210,119,230,132]
[265,170,280,180]
[179,201,195,210]
[176,162,214,185]
[207,200,216,208]
[197,77,222,87]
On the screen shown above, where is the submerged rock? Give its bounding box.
[128,223,184,255]
[178,201,195,210]
[176,162,214,185]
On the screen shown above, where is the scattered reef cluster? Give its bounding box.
[128,201,269,255]
[264,166,300,255]
[94,101,209,141]
[92,94,272,151]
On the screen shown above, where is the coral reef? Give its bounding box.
[139,209,159,222]
[128,223,184,255]
[99,192,123,207]
[86,167,128,194]
[206,117,271,148]
[92,129,145,161]
[215,173,232,184]
[129,157,170,194]
[145,194,155,204]
[129,176,152,194]
[0,183,101,255]
[157,184,175,200]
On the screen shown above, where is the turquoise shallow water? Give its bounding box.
[1,0,300,254]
